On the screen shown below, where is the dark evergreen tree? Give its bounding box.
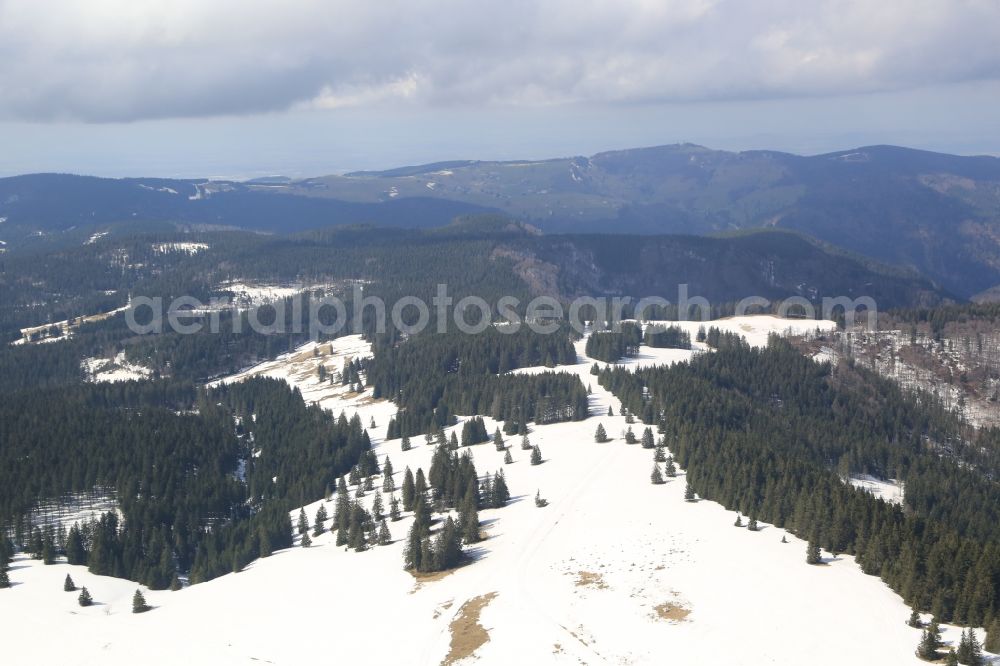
[747,518,759,532]
[521,434,532,450]
[389,493,401,522]
[504,449,513,464]
[372,491,384,521]
[641,427,655,449]
[684,481,696,502]
[493,428,505,452]
[651,465,665,485]
[382,456,395,491]
[401,435,412,451]
[401,467,416,511]
[607,405,614,417]
[64,574,76,591]
[297,508,308,536]
[534,490,548,508]
[624,427,637,444]
[957,627,983,665]
[806,541,822,565]
[414,468,428,500]
[530,445,543,466]
[258,529,272,558]
[664,456,677,477]
[78,586,93,607]
[301,531,312,548]
[132,589,150,613]
[985,618,1000,653]
[313,504,328,536]
[65,524,86,565]
[595,423,609,443]
[734,514,743,527]
[0,568,8,589]
[908,609,923,628]
[377,520,391,546]
[917,622,942,661]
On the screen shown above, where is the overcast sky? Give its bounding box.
[1,0,998,178]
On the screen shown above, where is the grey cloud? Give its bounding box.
[0,0,998,122]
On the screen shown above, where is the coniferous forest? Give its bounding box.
[600,333,1000,625]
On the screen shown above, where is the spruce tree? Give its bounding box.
[493,428,505,452]
[64,574,76,591]
[372,491,384,521]
[313,504,328,536]
[259,529,273,558]
[401,435,412,451]
[377,520,392,546]
[450,432,459,451]
[297,508,308,535]
[382,456,395,491]
[957,627,983,665]
[389,493,401,521]
[78,587,93,607]
[0,568,8,589]
[521,434,532,450]
[504,449,513,464]
[654,446,667,463]
[530,445,543,465]
[301,531,312,548]
[41,532,55,565]
[917,622,942,661]
[908,609,923,628]
[132,589,150,614]
[414,468,428,500]
[641,427,655,448]
[625,427,637,444]
[534,490,548,507]
[985,618,1000,653]
[734,514,743,527]
[665,456,677,477]
[401,467,416,511]
[404,523,422,571]
[651,465,665,485]
[595,423,609,443]
[684,481,696,502]
[747,518,759,532]
[806,541,822,565]
[947,649,959,666]
[607,405,614,417]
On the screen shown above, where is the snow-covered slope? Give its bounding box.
[2,318,993,665]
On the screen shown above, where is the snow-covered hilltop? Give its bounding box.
[2,317,994,665]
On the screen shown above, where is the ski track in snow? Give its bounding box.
[2,317,995,665]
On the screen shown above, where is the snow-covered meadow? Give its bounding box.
[2,316,994,665]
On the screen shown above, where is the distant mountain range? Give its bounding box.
[3,143,1000,298]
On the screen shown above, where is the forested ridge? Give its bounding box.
[373,326,588,437]
[0,377,374,587]
[600,335,1000,625]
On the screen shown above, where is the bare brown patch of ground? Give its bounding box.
[441,592,498,666]
[652,601,691,623]
[573,571,609,590]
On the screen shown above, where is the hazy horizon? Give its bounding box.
[0,1,998,179]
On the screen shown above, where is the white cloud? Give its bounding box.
[0,0,997,122]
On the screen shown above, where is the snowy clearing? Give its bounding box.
[152,241,209,254]
[3,318,993,665]
[82,352,154,383]
[848,475,905,505]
